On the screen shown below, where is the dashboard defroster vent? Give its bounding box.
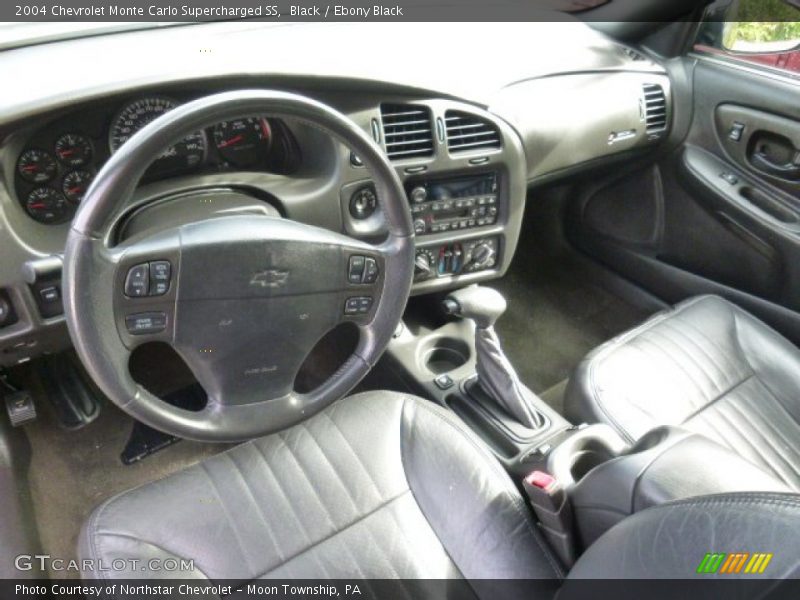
[445,111,501,153]
[380,104,434,160]
[642,84,667,134]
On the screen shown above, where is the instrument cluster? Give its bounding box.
[13,95,299,224]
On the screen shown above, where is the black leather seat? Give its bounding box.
[566,295,800,491]
[80,390,800,591]
[80,392,563,583]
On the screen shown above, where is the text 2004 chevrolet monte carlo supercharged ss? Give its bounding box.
[1,1,800,599]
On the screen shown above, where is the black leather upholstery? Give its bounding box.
[566,295,800,491]
[79,392,563,585]
[567,492,800,579]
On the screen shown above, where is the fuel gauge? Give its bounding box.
[62,170,94,205]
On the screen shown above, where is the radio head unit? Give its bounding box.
[406,173,499,235]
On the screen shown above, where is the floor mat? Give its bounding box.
[489,253,651,406]
[24,398,233,577]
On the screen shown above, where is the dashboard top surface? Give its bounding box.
[0,21,662,123]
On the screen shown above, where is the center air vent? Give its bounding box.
[380,104,434,160]
[445,111,501,153]
[642,84,667,134]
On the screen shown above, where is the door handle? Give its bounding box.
[751,150,800,181]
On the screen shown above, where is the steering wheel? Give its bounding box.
[63,90,414,442]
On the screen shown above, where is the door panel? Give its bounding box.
[567,57,800,344]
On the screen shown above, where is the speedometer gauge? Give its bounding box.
[213,117,272,168]
[109,97,206,173]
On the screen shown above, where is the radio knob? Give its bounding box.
[410,186,428,204]
[413,218,427,234]
[470,242,495,269]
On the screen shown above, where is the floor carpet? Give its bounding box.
[488,250,652,412]
[24,397,232,578]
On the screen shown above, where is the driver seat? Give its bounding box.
[80,392,563,584]
[79,392,800,590]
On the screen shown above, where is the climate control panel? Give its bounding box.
[414,237,499,282]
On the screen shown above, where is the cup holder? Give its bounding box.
[569,440,617,482]
[421,337,470,375]
[547,424,629,488]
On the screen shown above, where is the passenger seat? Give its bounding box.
[565,295,800,491]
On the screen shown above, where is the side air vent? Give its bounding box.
[445,111,501,153]
[380,104,434,160]
[642,83,668,134]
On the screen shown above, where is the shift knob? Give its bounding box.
[444,285,506,329]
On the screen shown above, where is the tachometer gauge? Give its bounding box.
[26,187,70,224]
[17,149,57,183]
[55,133,93,167]
[62,170,94,205]
[213,117,272,168]
[109,97,207,173]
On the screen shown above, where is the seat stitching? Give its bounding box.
[668,307,749,376]
[275,432,338,530]
[251,441,314,546]
[725,397,800,487]
[656,322,728,394]
[744,384,800,468]
[713,402,796,486]
[725,395,799,481]
[740,383,800,460]
[680,374,755,425]
[638,329,715,410]
[702,402,777,472]
[242,490,412,580]
[277,428,382,581]
[687,409,736,452]
[661,317,748,391]
[297,423,361,513]
[226,450,286,563]
[200,461,256,574]
[301,415,417,597]
[319,410,385,502]
[582,296,725,439]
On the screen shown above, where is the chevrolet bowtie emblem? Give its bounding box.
[250,269,289,288]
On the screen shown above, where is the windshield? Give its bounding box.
[0,22,185,50]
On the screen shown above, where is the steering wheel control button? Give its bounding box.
[125,312,167,335]
[149,261,172,296]
[362,258,379,283]
[344,296,373,315]
[124,263,150,297]
[348,255,366,284]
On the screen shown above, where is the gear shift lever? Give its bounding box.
[444,286,545,430]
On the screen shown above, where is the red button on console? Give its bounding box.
[525,470,556,491]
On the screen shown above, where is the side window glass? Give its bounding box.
[695,0,800,75]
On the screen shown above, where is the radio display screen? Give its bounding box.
[426,173,497,201]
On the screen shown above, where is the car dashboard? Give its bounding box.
[0,21,672,366]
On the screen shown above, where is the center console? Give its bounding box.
[387,285,790,568]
